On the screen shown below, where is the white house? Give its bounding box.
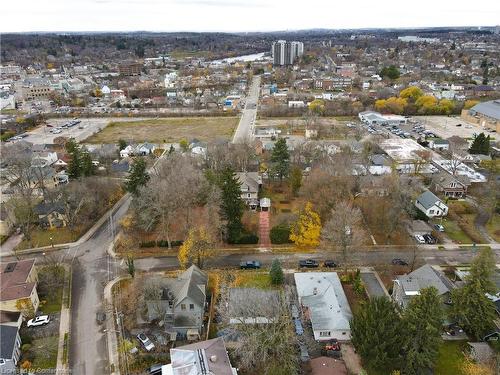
[288,100,305,108]
[135,142,156,156]
[294,272,352,341]
[429,139,450,151]
[415,190,448,218]
[119,145,134,158]
[236,172,261,209]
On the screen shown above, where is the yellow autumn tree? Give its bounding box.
[464,99,479,110]
[399,86,423,101]
[461,357,494,375]
[308,99,325,114]
[290,202,321,248]
[178,226,217,269]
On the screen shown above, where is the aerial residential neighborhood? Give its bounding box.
[0,1,499,375]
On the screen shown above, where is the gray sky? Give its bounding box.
[2,0,499,32]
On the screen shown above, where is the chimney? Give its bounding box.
[313,287,318,295]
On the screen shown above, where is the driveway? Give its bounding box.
[360,272,389,299]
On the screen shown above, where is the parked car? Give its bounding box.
[290,305,299,319]
[299,259,319,268]
[149,364,163,375]
[323,260,338,268]
[96,311,106,325]
[434,224,445,232]
[240,260,261,269]
[423,234,437,244]
[391,258,408,266]
[27,315,50,327]
[414,234,426,244]
[137,333,155,351]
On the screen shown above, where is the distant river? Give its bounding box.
[211,52,269,64]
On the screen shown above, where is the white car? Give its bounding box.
[414,234,426,244]
[137,333,155,351]
[27,315,50,327]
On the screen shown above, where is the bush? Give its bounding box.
[280,208,291,213]
[270,224,292,244]
[412,208,429,221]
[270,259,284,285]
[140,240,183,248]
[230,233,259,244]
[139,241,156,248]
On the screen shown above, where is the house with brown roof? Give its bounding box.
[0,259,39,315]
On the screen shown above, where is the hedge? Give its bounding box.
[139,240,183,248]
[229,233,259,244]
[270,224,292,244]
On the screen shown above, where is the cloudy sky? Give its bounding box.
[2,0,499,32]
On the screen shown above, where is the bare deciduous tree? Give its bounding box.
[321,200,366,268]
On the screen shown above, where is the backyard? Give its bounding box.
[434,341,468,375]
[84,116,239,143]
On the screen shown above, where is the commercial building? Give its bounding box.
[272,40,304,66]
[462,99,500,133]
[118,61,142,76]
[21,78,53,101]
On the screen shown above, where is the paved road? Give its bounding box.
[134,248,500,272]
[65,197,129,375]
[232,75,260,143]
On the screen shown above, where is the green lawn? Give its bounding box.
[17,227,84,250]
[234,271,273,289]
[40,289,63,314]
[28,336,59,369]
[434,341,467,375]
[441,218,473,244]
[485,214,500,242]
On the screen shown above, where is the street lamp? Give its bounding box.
[49,236,54,248]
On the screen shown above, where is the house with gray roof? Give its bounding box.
[415,190,448,217]
[392,264,455,309]
[0,311,22,365]
[294,272,352,341]
[227,288,280,324]
[235,172,261,209]
[144,265,208,339]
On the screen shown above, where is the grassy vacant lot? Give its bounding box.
[233,271,273,289]
[443,200,486,244]
[85,117,239,143]
[434,341,467,375]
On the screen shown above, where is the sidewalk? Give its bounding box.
[258,211,271,248]
[0,233,23,256]
[55,264,72,374]
[104,275,131,375]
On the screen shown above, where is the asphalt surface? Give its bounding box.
[133,248,500,272]
[232,75,260,143]
[64,197,129,375]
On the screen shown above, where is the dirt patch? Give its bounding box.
[341,343,364,374]
[84,117,239,143]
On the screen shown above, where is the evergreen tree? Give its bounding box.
[118,139,127,151]
[468,247,497,293]
[80,150,95,177]
[270,259,284,285]
[469,132,491,155]
[271,138,290,181]
[351,297,404,372]
[402,287,443,375]
[289,166,302,196]
[66,138,81,178]
[451,279,496,340]
[125,158,150,196]
[217,168,244,243]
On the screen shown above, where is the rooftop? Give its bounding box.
[294,272,352,333]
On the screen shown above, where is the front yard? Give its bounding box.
[17,226,85,250]
[434,341,467,375]
[485,214,500,242]
[442,200,486,245]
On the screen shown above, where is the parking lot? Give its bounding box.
[16,117,147,145]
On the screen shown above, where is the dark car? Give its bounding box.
[391,258,408,266]
[423,234,437,244]
[240,260,261,269]
[323,260,338,268]
[299,259,319,268]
